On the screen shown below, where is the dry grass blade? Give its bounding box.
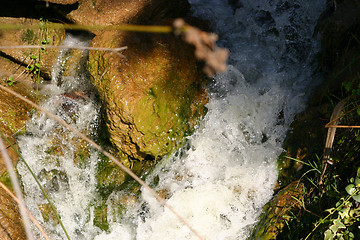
[325,125,360,128]
[323,98,348,161]
[0,85,205,240]
[0,22,173,33]
[0,137,34,240]
[319,98,348,185]
[0,45,127,53]
[0,182,50,240]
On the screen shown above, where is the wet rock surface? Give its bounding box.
[89,30,208,163]
[39,0,78,4]
[250,181,305,240]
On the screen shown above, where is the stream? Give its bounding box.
[17,0,326,239]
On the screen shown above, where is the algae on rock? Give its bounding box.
[88,31,208,169]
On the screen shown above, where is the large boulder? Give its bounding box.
[88,30,208,163]
[315,0,360,70]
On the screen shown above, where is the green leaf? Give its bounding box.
[339,206,350,219]
[356,168,360,179]
[346,184,356,195]
[30,55,38,60]
[352,194,360,202]
[330,218,346,233]
[35,63,41,68]
[355,177,360,186]
[324,229,335,240]
[343,81,352,92]
[357,107,360,116]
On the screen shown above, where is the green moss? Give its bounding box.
[0,171,12,191]
[96,154,128,199]
[21,29,35,44]
[93,201,109,231]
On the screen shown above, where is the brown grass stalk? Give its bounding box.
[0,45,127,53]
[320,98,348,185]
[0,23,174,33]
[325,125,360,128]
[0,182,50,240]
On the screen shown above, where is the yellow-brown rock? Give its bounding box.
[0,51,37,189]
[250,181,305,240]
[88,30,208,162]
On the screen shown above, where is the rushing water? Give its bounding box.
[17,0,326,239]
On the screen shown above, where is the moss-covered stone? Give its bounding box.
[250,181,305,240]
[88,30,208,167]
[38,203,59,226]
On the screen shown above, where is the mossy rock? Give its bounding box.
[88,30,208,165]
[250,181,305,240]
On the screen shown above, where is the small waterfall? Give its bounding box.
[17,0,327,239]
[17,35,102,239]
[99,0,326,239]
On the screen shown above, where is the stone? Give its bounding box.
[0,54,39,179]
[88,30,208,163]
[250,181,304,240]
[315,0,360,69]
